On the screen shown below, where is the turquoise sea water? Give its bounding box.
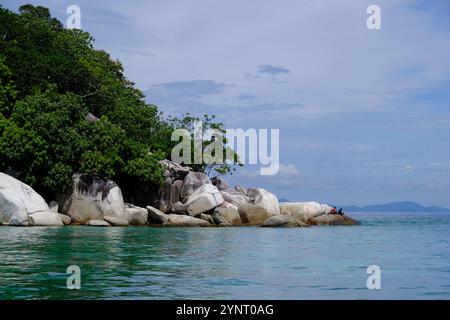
[0,212,449,300]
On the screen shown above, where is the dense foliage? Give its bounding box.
[0,5,238,202]
[168,113,242,176]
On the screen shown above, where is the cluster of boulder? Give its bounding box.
[0,162,359,227]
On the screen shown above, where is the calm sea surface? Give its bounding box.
[0,212,449,300]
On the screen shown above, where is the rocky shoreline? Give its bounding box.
[0,161,359,228]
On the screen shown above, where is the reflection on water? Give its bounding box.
[0,213,450,300]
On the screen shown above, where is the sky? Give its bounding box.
[3,0,450,207]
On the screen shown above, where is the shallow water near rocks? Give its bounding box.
[0,212,449,300]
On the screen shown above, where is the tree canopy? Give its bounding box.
[0,5,239,203]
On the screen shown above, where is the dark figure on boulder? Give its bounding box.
[338,208,344,215]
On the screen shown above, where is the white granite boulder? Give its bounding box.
[247,188,280,216]
[123,204,148,225]
[186,184,224,216]
[147,205,169,224]
[104,216,129,226]
[0,173,60,226]
[29,211,64,226]
[261,215,309,228]
[58,214,72,225]
[213,203,242,225]
[85,219,111,227]
[280,202,328,223]
[181,172,212,199]
[238,203,277,225]
[62,174,126,224]
[163,214,211,227]
[220,189,251,207]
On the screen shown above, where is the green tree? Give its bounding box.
[0,56,17,117]
[0,5,241,204]
[168,113,242,176]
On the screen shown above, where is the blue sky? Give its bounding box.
[4,0,450,207]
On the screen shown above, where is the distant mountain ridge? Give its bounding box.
[341,201,450,212]
[277,200,450,212]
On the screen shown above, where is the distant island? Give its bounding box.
[278,200,450,213]
[341,201,450,213]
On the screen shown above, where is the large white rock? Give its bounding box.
[309,214,360,226]
[104,216,129,226]
[186,184,224,216]
[147,205,169,224]
[247,188,280,216]
[123,204,148,225]
[321,204,333,215]
[220,189,251,207]
[181,172,211,199]
[163,214,211,227]
[85,219,111,227]
[29,211,64,226]
[213,203,242,225]
[159,159,191,181]
[0,173,52,226]
[261,215,307,228]
[62,174,126,224]
[58,214,72,225]
[238,203,276,225]
[280,202,329,223]
[172,201,188,214]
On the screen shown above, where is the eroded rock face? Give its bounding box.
[235,185,248,196]
[200,213,215,225]
[211,177,230,191]
[0,173,53,226]
[171,180,183,205]
[213,203,242,225]
[172,201,188,214]
[104,216,129,226]
[58,214,72,225]
[186,184,224,216]
[157,160,191,213]
[220,188,251,207]
[181,172,211,199]
[147,205,169,224]
[158,178,173,213]
[62,174,126,224]
[159,159,191,181]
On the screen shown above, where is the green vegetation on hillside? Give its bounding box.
[0,4,238,203]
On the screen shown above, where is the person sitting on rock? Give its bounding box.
[337,208,344,215]
[330,207,337,214]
